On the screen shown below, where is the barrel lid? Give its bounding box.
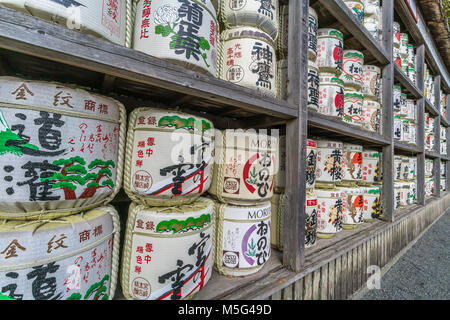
[221,26,275,47]
[319,74,344,86]
[364,100,381,108]
[343,50,365,62]
[314,188,342,198]
[394,85,401,90]
[317,28,344,41]
[363,149,380,158]
[342,143,363,152]
[344,92,364,100]
[309,6,318,19]
[316,139,343,149]
[363,65,381,73]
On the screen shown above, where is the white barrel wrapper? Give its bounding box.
[317,28,344,76]
[316,188,343,238]
[315,140,344,184]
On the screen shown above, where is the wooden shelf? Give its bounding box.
[425,151,441,159]
[307,110,390,146]
[394,65,423,99]
[440,116,450,127]
[394,141,421,154]
[0,6,297,125]
[425,98,440,116]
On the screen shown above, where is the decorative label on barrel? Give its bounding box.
[343,92,364,126]
[0,0,127,45]
[121,198,214,300]
[0,206,120,300]
[220,0,279,40]
[308,59,320,111]
[210,129,278,205]
[394,115,403,140]
[362,100,381,133]
[361,186,381,221]
[308,7,318,62]
[343,0,364,23]
[306,139,317,190]
[316,188,343,238]
[317,29,344,76]
[215,201,271,277]
[124,108,214,207]
[305,193,318,248]
[0,77,125,219]
[220,26,278,98]
[393,22,401,48]
[315,140,343,184]
[341,50,364,90]
[340,187,364,228]
[341,144,363,182]
[318,75,345,118]
[361,150,381,184]
[133,0,218,76]
[362,65,380,101]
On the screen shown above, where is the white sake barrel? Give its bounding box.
[315,140,344,185]
[394,114,403,140]
[121,198,214,300]
[440,125,447,140]
[441,176,446,191]
[393,156,403,181]
[215,201,271,277]
[0,206,120,300]
[425,132,435,151]
[361,149,381,184]
[209,129,278,205]
[0,0,127,45]
[364,15,380,41]
[305,192,318,248]
[400,157,411,181]
[393,22,401,48]
[306,139,318,190]
[361,186,381,222]
[399,96,409,118]
[362,100,381,133]
[343,0,364,24]
[400,183,410,207]
[425,159,433,177]
[133,0,218,76]
[317,28,344,76]
[409,123,417,145]
[278,5,288,58]
[339,186,364,229]
[399,33,409,57]
[362,65,381,101]
[278,59,288,100]
[341,143,363,183]
[307,59,320,111]
[341,50,364,91]
[220,0,279,40]
[274,135,286,193]
[123,108,214,207]
[401,119,411,143]
[424,112,430,132]
[394,46,402,68]
[318,74,345,118]
[441,95,447,118]
[408,67,416,85]
[363,0,380,16]
[0,77,126,220]
[316,187,343,238]
[405,99,416,121]
[441,139,447,155]
[425,177,434,197]
[393,182,402,210]
[400,92,407,114]
[219,26,278,98]
[343,91,364,126]
[407,44,415,66]
[401,58,409,76]
[406,181,416,205]
[270,193,284,250]
[440,160,446,176]
[308,7,319,62]
[393,85,402,113]
[411,157,418,178]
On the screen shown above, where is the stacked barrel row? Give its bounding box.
[440,160,447,192]
[393,156,418,211]
[440,125,448,156]
[393,21,417,85]
[393,85,417,145]
[424,63,436,105]
[361,0,383,46]
[425,158,435,197]
[425,114,436,152]
[0,77,126,300]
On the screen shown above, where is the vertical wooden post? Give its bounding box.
[416,45,426,205]
[447,94,450,191]
[380,0,394,222]
[434,76,441,197]
[283,0,308,272]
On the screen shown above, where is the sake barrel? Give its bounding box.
[405,99,416,121]
[399,33,409,57]
[361,186,381,222]
[219,26,278,98]
[394,115,403,140]
[399,183,409,207]
[340,51,365,91]
[317,29,344,76]
[409,123,417,145]
[308,7,319,62]
[440,95,447,118]
[425,132,435,151]
[440,125,447,140]
[121,198,214,300]
[315,140,344,185]
[361,149,381,184]
[364,17,380,42]
[399,96,409,117]
[343,0,364,24]
[362,65,381,101]
[215,201,271,277]
[394,47,402,68]
[393,85,402,113]
[425,159,434,177]
[393,182,402,210]
[219,0,279,40]
[0,77,126,220]
[400,93,407,114]
[341,143,363,183]
[0,0,127,45]
[339,186,364,229]
[424,112,431,132]
[361,100,381,133]
[278,5,288,58]
[401,58,409,75]
[411,157,418,178]
[307,59,320,111]
[400,157,410,181]
[133,0,218,76]
[441,139,447,155]
[209,129,278,205]
[278,59,288,100]
[441,176,446,191]
[306,139,318,190]
[393,22,401,48]
[406,181,416,205]
[408,67,416,85]
[0,206,120,300]
[123,107,214,207]
[394,156,403,181]
[274,135,286,193]
[401,119,411,143]
[305,192,318,249]
[440,160,446,176]
[343,91,364,126]
[425,177,434,197]
[363,0,380,16]
[270,193,284,250]
[316,187,343,238]
[407,44,415,66]
[318,75,345,118]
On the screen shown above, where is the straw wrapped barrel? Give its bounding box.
[0,77,126,220]
[123,107,214,207]
[120,198,215,300]
[0,0,128,45]
[214,201,271,277]
[0,205,121,300]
